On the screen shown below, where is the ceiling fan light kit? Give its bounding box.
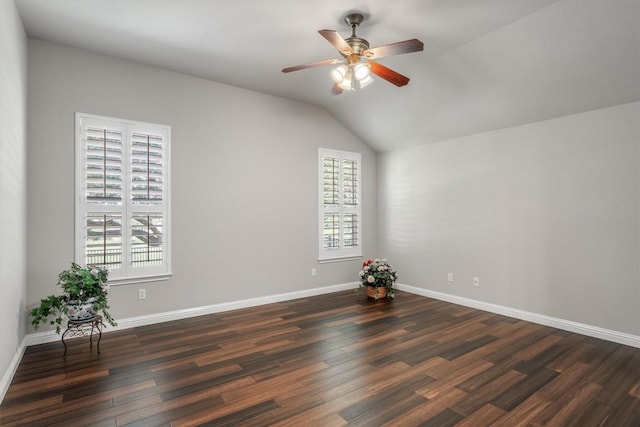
[331,62,373,92]
[282,13,424,95]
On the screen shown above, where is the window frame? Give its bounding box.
[318,148,362,262]
[75,113,171,284]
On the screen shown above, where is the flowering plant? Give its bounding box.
[30,262,116,333]
[358,258,398,299]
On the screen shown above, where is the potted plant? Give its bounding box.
[358,258,398,299]
[30,262,117,333]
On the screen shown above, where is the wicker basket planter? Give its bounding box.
[366,285,387,299]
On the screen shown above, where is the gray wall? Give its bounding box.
[0,0,28,393]
[379,102,640,335]
[26,39,376,328]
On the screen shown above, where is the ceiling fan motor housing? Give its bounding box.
[345,37,369,55]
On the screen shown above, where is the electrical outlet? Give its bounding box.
[311,268,317,277]
[138,288,146,300]
[473,277,480,287]
[447,273,453,282]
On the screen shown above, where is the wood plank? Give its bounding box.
[452,369,527,416]
[383,387,467,426]
[492,395,551,426]
[453,404,507,427]
[530,381,602,426]
[490,368,559,411]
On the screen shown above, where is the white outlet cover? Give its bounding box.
[473,277,480,287]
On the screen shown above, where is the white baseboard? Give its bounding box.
[0,337,26,404]
[396,283,640,349]
[24,282,358,347]
[23,281,640,349]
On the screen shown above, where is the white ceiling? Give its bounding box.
[15,0,640,152]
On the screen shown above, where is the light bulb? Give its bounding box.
[354,63,370,81]
[331,65,348,83]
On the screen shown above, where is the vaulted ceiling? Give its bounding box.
[15,0,640,152]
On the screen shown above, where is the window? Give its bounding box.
[76,113,171,283]
[318,148,361,261]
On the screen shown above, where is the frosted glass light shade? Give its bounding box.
[331,65,348,83]
[354,63,370,81]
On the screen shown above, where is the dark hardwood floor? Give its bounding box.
[2,290,639,426]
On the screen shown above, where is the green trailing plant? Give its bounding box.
[357,258,398,299]
[30,263,117,333]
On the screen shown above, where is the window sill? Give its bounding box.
[108,273,172,286]
[318,256,362,264]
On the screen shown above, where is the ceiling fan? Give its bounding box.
[282,13,424,95]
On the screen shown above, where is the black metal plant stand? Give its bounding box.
[61,315,103,358]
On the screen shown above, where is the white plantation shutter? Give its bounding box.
[131,132,164,202]
[131,214,163,266]
[319,149,361,260]
[323,213,340,249]
[341,158,359,250]
[342,159,358,207]
[85,127,123,203]
[343,213,358,248]
[323,157,340,205]
[76,113,171,282]
[85,213,123,268]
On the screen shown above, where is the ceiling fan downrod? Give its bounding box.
[344,13,369,54]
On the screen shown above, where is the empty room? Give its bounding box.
[1,0,639,425]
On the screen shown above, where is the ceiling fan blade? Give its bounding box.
[369,61,410,87]
[282,58,341,73]
[331,83,344,96]
[364,39,424,59]
[318,29,354,56]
